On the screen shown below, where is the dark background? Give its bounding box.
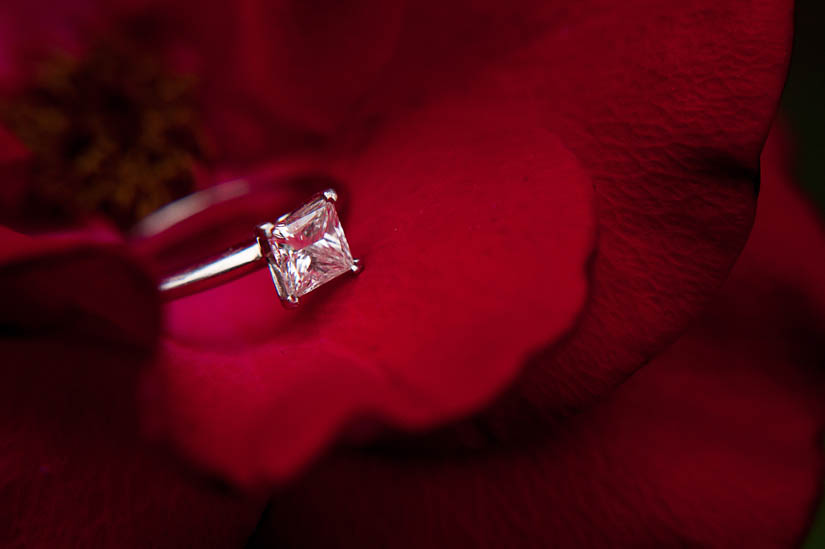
[787,1,825,545]
[783,0,824,210]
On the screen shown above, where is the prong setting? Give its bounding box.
[159,188,357,305]
[255,189,357,307]
[257,222,275,234]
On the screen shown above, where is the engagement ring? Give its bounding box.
[158,189,361,306]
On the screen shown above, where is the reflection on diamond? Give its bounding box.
[264,193,355,302]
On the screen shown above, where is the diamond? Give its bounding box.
[259,191,357,305]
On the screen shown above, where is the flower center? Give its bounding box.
[1,39,207,229]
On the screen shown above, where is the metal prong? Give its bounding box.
[322,188,338,202]
[351,258,363,274]
[282,295,300,308]
[257,222,275,235]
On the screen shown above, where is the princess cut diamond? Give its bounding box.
[258,190,358,305]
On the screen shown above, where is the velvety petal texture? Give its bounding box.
[477,0,794,415]
[135,0,793,484]
[0,0,808,544]
[145,101,595,485]
[0,0,796,496]
[250,123,825,548]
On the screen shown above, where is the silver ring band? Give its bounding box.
[156,188,360,306]
[159,242,265,300]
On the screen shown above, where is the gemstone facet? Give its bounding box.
[258,191,356,305]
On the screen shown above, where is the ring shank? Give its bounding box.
[159,241,265,300]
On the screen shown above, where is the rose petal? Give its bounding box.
[0,125,28,215]
[0,124,25,164]
[0,226,160,347]
[0,0,108,89]
[0,227,268,545]
[0,340,265,548]
[514,0,794,413]
[396,0,794,419]
[147,98,595,485]
[119,0,406,165]
[3,2,794,420]
[145,0,791,484]
[249,121,825,547]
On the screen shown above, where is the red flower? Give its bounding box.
[1,0,821,546]
[250,122,825,547]
[137,0,794,485]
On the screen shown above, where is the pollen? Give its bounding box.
[1,38,209,229]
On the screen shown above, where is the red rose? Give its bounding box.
[1,0,822,547]
[248,121,825,547]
